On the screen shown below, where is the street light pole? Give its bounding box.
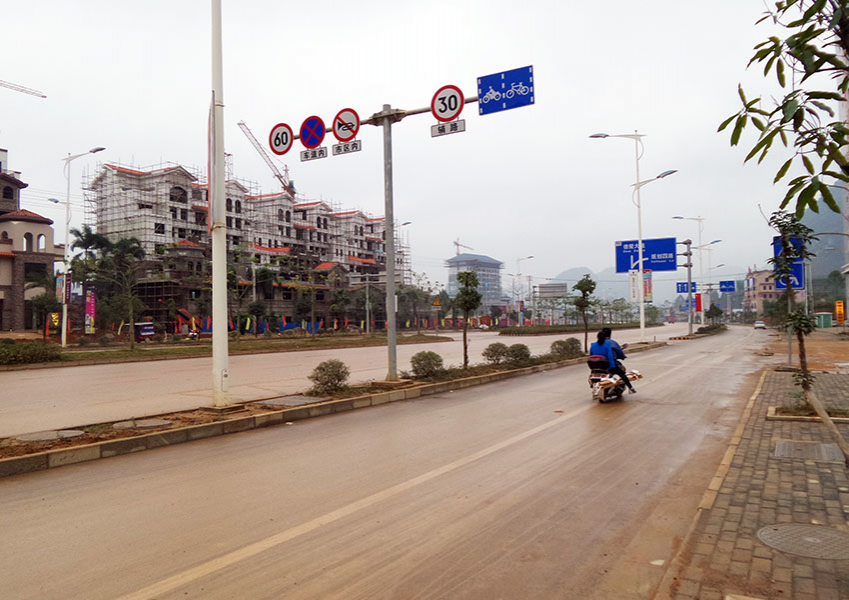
[673,216,705,323]
[591,132,676,343]
[516,255,533,326]
[59,146,105,348]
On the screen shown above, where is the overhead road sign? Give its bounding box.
[772,236,805,290]
[269,123,293,155]
[615,237,677,273]
[300,116,326,149]
[677,282,697,294]
[431,85,465,122]
[333,108,360,142]
[477,65,534,116]
[719,280,736,293]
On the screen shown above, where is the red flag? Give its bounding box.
[282,315,287,327]
[319,319,324,329]
[345,318,349,328]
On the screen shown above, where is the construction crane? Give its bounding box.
[237,120,290,190]
[453,238,474,255]
[0,80,46,98]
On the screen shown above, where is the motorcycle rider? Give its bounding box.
[592,328,636,394]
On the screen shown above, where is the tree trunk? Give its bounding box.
[582,311,589,353]
[462,310,469,368]
[128,299,135,350]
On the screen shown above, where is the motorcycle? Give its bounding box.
[586,345,642,403]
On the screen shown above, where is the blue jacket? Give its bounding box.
[609,339,626,360]
[589,339,616,367]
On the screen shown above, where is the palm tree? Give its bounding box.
[70,224,111,260]
[96,237,146,349]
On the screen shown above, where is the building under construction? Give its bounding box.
[83,160,411,327]
[445,253,504,310]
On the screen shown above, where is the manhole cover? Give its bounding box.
[757,524,849,559]
[774,440,844,462]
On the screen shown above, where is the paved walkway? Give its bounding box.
[658,361,849,599]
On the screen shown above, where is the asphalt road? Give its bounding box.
[0,323,690,437]
[0,325,772,599]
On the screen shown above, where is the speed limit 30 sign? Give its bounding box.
[431,85,465,122]
[269,123,293,155]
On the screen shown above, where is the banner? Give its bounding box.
[84,289,96,334]
[837,301,845,325]
[643,270,653,303]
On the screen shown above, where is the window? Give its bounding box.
[180,209,188,221]
[192,189,204,202]
[2,186,13,200]
[235,218,242,230]
[286,210,291,222]
[283,292,292,300]
[178,228,187,239]
[138,203,153,210]
[317,216,322,228]
[195,212,207,226]
[23,232,33,251]
[226,216,233,227]
[154,223,165,234]
[235,200,242,214]
[226,198,233,212]
[37,234,46,251]
[170,187,188,204]
[170,207,178,219]
[278,209,284,222]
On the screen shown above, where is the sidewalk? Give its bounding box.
[658,329,849,600]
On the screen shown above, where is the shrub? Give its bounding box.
[308,359,350,395]
[98,334,114,346]
[410,351,445,378]
[504,344,531,366]
[0,342,61,365]
[482,342,509,365]
[550,338,583,359]
[1,338,16,345]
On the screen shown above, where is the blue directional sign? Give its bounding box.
[615,237,678,273]
[719,280,736,293]
[477,66,534,116]
[677,282,697,294]
[772,236,805,290]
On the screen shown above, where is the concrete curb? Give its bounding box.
[0,342,668,479]
[765,405,849,424]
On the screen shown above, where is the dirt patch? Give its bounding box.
[765,328,849,371]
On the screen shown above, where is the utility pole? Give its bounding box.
[678,239,694,336]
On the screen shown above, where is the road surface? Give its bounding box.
[0,325,774,599]
[0,323,690,437]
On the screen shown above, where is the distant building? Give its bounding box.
[0,149,64,329]
[445,253,503,309]
[743,266,804,317]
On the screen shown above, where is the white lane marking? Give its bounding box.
[115,403,592,600]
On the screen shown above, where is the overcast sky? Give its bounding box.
[2,0,816,301]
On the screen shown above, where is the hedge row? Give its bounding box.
[0,342,62,365]
[498,322,652,336]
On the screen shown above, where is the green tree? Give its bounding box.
[572,275,596,352]
[720,0,849,217]
[455,271,482,368]
[95,237,147,349]
[705,303,723,324]
[769,210,849,464]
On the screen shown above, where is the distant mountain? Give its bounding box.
[549,267,628,300]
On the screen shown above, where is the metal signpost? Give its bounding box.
[262,68,534,380]
[615,237,678,273]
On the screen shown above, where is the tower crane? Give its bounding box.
[237,120,290,190]
[453,238,474,255]
[0,80,46,98]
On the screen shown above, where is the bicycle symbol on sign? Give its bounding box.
[480,82,531,103]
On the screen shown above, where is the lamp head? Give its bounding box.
[90,147,106,154]
[672,216,684,219]
[657,169,677,179]
[589,133,609,138]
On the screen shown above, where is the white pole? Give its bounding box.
[697,219,704,324]
[61,161,71,348]
[210,0,229,406]
[634,133,645,343]
[381,105,398,380]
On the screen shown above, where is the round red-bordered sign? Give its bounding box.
[269,123,293,155]
[431,85,465,123]
[300,116,326,149]
[333,108,360,142]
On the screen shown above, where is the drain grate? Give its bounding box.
[757,524,849,559]
[774,440,844,462]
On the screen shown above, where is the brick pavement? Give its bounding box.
[658,369,849,600]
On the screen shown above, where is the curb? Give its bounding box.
[651,369,768,599]
[766,405,849,424]
[0,342,668,479]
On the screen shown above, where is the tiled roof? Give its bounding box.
[176,240,203,247]
[252,244,290,253]
[0,209,53,225]
[294,201,323,208]
[315,261,338,270]
[348,256,377,264]
[293,223,316,230]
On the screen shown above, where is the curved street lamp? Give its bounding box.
[57,147,105,347]
[591,131,677,342]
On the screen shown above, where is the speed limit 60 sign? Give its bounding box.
[431,85,465,122]
[269,123,293,155]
